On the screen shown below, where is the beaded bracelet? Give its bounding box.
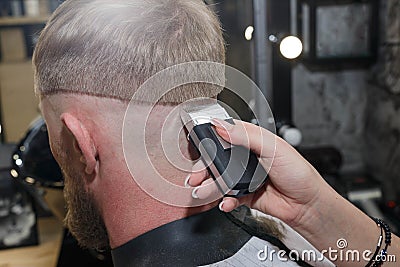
[366,217,392,267]
[365,222,383,267]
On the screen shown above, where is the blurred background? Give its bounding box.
[0,0,399,266]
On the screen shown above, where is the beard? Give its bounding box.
[63,166,109,249]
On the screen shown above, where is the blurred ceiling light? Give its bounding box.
[268,34,278,43]
[10,169,18,178]
[15,158,23,166]
[244,26,254,41]
[25,177,36,184]
[279,36,303,59]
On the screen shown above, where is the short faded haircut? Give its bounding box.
[33,0,225,103]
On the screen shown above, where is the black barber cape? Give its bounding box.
[111,207,316,267]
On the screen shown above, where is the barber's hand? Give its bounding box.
[187,119,326,227]
[187,120,400,267]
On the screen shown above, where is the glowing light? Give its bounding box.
[25,177,35,184]
[244,26,254,41]
[10,169,18,178]
[388,201,396,208]
[279,36,303,59]
[269,35,278,43]
[15,159,22,166]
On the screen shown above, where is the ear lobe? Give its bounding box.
[60,113,98,176]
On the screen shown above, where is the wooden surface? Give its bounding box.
[0,217,64,267]
[0,28,26,62]
[0,16,48,26]
[0,61,40,143]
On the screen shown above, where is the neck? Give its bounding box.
[98,166,216,248]
[89,101,216,248]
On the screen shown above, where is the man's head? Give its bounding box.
[33,0,224,102]
[34,0,225,249]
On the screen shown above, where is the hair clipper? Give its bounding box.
[180,103,268,197]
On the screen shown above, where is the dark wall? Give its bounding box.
[293,0,400,199]
[292,3,370,172]
[364,0,400,200]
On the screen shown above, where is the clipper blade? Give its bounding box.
[180,102,232,132]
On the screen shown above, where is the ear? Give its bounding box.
[60,113,98,176]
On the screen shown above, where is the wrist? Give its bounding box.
[287,180,345,244]
[288,183,382,265]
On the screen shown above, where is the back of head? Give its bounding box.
[33,1,285,252]
[33,0,225,103]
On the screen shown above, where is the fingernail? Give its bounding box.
[218,201,225,211]
[184,174,191,188]
[192,187,199,199]
[211,118,234,131]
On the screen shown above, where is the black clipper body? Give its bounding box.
[181,104,268,197]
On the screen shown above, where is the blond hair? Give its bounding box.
[33,0,225,103]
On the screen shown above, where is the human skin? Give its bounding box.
[40,94,217,249]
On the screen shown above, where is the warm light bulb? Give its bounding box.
[244,26,254,41]
[279,36,303,59]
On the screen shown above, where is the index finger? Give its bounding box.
[212,119,276,160]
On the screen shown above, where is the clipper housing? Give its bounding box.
[181,103,268,197]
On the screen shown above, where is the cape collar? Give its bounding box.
[111,207,251,267]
